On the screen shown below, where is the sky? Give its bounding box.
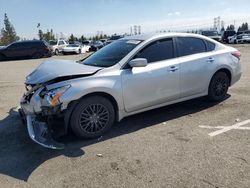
[0,0,250,39]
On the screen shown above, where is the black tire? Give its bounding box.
[208,71,230,102]
[55,49,59,55]
[70,96,115,138]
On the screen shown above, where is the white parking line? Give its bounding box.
[199,119,250,137]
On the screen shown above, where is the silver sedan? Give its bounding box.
[19,33,242,149]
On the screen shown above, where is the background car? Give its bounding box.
[62,44,90,55]
[105,35,123,45]
[221,30,236,43]
[68,41,82,45]
[0,40,52,61]
[49,39,68,55]
[236,34,250,43]
[201,30,221,41]
[89,41,104,51]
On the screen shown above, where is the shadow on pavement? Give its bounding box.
[0,96,229,181]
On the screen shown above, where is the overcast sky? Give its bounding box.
[0,0,250,39]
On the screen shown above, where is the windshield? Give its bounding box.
[82,39,141,67]
[202,31,218,36]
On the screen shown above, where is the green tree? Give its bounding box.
[238,22,249,32]
[69,34,78,41]
[0,13,19,45]
[43,29,55,41]
[80,35,86,42]
[226,25,235,31]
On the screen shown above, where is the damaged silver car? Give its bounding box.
[19,33,242,149]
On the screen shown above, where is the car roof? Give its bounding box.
[15,40,43,43]
[122,32,213,41]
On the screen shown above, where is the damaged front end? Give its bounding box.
[19,83,70,149]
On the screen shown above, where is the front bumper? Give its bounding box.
[20,95,65,149]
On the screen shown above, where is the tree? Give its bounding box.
[43,29,55,41]
[69,34,78,41]
[226,25,235,31]
[0,13,19,45]
[238,22,249,32]
[80,35,86,42]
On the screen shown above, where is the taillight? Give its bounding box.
[232,51,241,60]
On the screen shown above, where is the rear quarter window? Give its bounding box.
[205,40,216,52]
[177,37,206,57]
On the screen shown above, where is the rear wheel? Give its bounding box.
[70,96,115,138]
[208,72,230,102]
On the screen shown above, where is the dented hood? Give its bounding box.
[25,59,102,85]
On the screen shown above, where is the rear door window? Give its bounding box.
[134,38,174,63]
[177,37,206,57]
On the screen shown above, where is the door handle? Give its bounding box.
[167,66,179,72]
[206,57,215,63]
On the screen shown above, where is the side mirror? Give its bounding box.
[129,58,148,68]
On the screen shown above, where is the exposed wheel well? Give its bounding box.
[213,68,232,86]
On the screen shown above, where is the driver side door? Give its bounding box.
[121,38,180,112]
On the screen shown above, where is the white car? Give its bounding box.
[228,34,237,44]
[49,40,69,55]
[62,44,90,55]
[20,33,241,149]
[236,34,250,43]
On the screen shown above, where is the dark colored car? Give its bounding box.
[106,35,123,45]
[89,41,104,51]
[201,30,221,41]
[221,30,236,43]
[68,41,82,45]
[0,40,52,61]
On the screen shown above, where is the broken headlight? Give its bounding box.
[44,85,71,106]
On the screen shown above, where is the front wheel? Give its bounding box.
[54,49,59,55]
[208,72,230,102]
[70,96,115,138]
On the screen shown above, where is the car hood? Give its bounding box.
[25,59,102,85]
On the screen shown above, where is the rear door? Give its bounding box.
[121,38,180,112]
[176,37,217,97]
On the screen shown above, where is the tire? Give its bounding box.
[55,49,59,55]
[70,96,115,138]
[208,72,230,102]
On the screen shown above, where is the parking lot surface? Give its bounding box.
[0,46,249,188]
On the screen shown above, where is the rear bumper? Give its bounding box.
[231,72,242,86]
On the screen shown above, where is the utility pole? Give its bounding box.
[134,25,137,35]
